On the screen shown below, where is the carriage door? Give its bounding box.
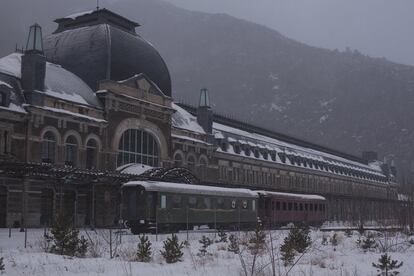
[135,188,146,219]
[0,186,7,227]
[40,189,54,226]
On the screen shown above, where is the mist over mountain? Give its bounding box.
[1,0,414,177]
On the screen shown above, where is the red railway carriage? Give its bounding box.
[257,191,326,227]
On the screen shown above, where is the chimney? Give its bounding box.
[21,23,46,105]
[197,88,213,134]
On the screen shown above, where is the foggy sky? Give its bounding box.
[165,0,414,66]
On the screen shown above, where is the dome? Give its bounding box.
[43,9,172,96]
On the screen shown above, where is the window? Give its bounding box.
[86,139,98,169]
[254,149,260,158]
[294,203,298,211]
[310,204,313,211]
[244,147,251,156]
[305,203,308,211]
[187,155,196,172]
[216,197,225,209]
[0,92,5,106]
[199,157,208,179]
[204,197,211,209]
[41,131,56,163]
[189,196,197,208]
[172,195,181,209]
[160,195,166,209]
[234,144,241,154]
[64,136,78,166]
[174,153,183,167]
[299,203,303,211]
[117,129,159,167]
[282,202,287,211]
[252,200,256,211]
[288,202,292,211]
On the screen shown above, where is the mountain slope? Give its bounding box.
[1,0,414,176]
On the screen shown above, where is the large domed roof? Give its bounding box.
[43,9,172,96]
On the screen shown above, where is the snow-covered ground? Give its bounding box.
[1,227,414,276]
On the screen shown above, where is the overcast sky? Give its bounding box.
[164,0,414,66]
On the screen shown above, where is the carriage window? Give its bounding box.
[216,197,225,209]
[310,204,313,211]
[299,203,303,211]
[282,202,287,211]
[314,204,318,212]
[276,201,280,210]
[294,203,298,211]
[231,199,237,209]
[271,201,275,210]
[189,196,197,208]
[242,200,248,209]
[204,197,211,209]
[172,195,181,209]
[305,203,308,211]
[319,204,323,212]
[160,195,167,209]
[252,200,256,211]
[288,202,292,211]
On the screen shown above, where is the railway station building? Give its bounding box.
[0,9,402,228]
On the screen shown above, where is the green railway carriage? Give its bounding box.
[122,181,259,234]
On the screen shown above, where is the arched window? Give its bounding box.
[117,129,159,167]
[86,139,98,169]
[41,131,56,163]
[174,153,183,167]
[0,92,5,106]
[64,136,78,166]
[199,157,208,179]
[187,155,196,172]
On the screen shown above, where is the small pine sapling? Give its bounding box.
[280,237,295,267]
[372,253,403,276]
[136,234,152,262]
[331,233,338,247]
[248,223,266,254]
[49,213,81,256]
[321,235,329,245]
[77,235,89,258]
[290,225,311,253]
[0,257,4,272]
[198,235,212,256]
[345,228,353,237]
[217,228,227,243]
[357,233,377,252]
[160,234,184,263]
[227,234,239,253]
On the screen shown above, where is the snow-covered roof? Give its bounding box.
[0,53,101,107]
[213,122,386,180]
[171,134,212,145]
[116,163,153,175]
[256,191,326,201]
[171,103,206,134]
[64,10,95,20]
[28,105,106,123]
[123,181,258,198]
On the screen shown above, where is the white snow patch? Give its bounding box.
[171,103,205,134]
[319,114,329,123]
[64,10,95,19]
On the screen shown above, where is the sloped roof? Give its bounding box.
[0,53,100,107]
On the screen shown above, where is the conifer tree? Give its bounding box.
[160,234,184,263]
[77,235,89,258]
[198,235,212,256]
[217,228,227,243]
[248,223,266,254]
[0,257,4,272]
[49,212,81,256]
[372,253,403,276]
[227,234,239,253]
[137,234,152,262]
[331,233,338,247]
[280,237,295,267]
